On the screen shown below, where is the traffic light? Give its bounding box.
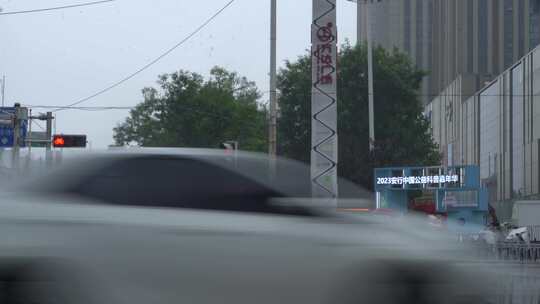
[52,134,87,148]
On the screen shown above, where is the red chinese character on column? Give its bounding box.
[317,22,334,43]
[320,54,332,65]
[319,43,332,54]
[319,65,334,84]
[315,44,332,64]
[320,74,333,85]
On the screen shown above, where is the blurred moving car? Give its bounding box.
[0,149,495,304]
[506,227,530,243]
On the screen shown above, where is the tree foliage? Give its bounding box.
[277,43,440,190]
[113,67,267,151]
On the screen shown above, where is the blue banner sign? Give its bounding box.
[0,107,28,148]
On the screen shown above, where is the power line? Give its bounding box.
[0,0,115,16]
[417,93,539,98]
[28,105,133,110]
[279,92,540,98]
[27,104,223,119]
[24,88,269,111]
[54,0,236,112]
[26,91,540,110]
[25,102,269,131]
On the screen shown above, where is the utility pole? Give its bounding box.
[349,0,375,151]
[364,0,375,151]
[269,0,277,158]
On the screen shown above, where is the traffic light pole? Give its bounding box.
[28,111,54,167]
[45,112,53,167]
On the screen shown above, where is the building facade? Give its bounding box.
[431,0,540,98]
[357,0,433,104]
[357,0,540,105]
[426,45,540,220]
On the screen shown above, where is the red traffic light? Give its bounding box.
[52,134,87,148]
[53,136,65,147]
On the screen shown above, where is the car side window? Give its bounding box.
[74,156,300,214]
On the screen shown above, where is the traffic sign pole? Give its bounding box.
[11,104,21,171]
[26,108,32,171]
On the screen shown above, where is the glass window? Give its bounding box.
[518,0,524,57]
[415,0,423,66]
[478,0,488,73]
[404,0,411,54]
[530,0,540,49]
[427,0,433,80]
[445,190,479,208]
[467,0,474,73]
[504,0,514,68]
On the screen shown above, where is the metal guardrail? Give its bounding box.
[467,242,540,263]
[461,240,540,263]
[495,242,540,263]
[457,227,540,263]
[528,226,540,243]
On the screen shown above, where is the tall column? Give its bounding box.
[311,0,338,198]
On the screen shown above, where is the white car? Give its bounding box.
[506,227,529,243]
[0,149,495,304]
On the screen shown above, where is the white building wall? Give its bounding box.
[425,44,540,211]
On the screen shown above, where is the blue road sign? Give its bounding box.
[0,107,27,148]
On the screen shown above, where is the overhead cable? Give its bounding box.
[0,0,115,16]
[53,0,236,112]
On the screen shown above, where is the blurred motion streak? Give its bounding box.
[0,149,533,304]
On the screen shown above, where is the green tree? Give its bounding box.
[113,67,267,151]
[277,43,440,190]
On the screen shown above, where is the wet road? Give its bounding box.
[488,263,540,304]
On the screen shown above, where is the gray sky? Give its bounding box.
[0,0,357,148]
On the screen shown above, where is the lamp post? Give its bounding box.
[348,0,375,152]
[269,0,277,157]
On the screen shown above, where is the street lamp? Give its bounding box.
[347,0,375,152]
[269,0,277,158]
[268,0,280,180]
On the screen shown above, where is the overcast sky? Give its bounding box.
[0,0,357,148]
